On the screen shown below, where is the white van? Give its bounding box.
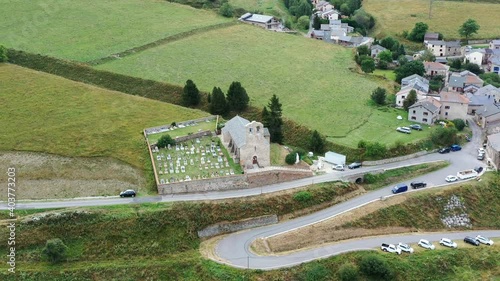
[396,127,411,134]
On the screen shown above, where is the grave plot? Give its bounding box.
[151,136,242,184]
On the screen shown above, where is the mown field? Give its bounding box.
[95,24,412,145]
[0,64,208,168]
[229,0,289,17]
[0,0,230,61]
[364,0,500,40]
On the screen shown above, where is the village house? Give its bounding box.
[319,9,340,20]
[425,40,462,57]
[439,91,469,121]
[488,56,500,75]
[464,48,486,66]
[476,102,500,129]
[396,86,427,108]
[423,32,440,43]
[401,74,430,93]
[424,61,450,78]
[315,0,334,12]
[486,132,500,170]
[239,13,280,30]
[221,116,270,168]
[408,97,442,125]
[370,45,387,58]
[490,39,500,50]
[447,71,484,93]
[474,84,500,101]
[337,36,373,47]
[466,92,490,115]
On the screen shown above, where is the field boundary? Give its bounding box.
[86,21,238,66]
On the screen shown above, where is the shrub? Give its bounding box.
[338,263,359,281]
[430,126,458,146]
[157,134,176,148]
[452,119,466,131]
[293,191,313,203]
[357,140,367,149]
[285,153,297,165]
[42,238,68,263]
[365,142,387,158]
[363,173,377,184]
[359,254,393,279]
[299,263,329,281]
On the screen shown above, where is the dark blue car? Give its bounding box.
[450,145,462,151]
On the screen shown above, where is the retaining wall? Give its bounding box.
[197,215,279,238]
[362,150,434,166]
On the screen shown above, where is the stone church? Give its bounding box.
[221,116,270,168]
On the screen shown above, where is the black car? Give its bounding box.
[348,162,362,169]
[438,147,451,154]
[410,181,427,189]
[120,189,136,197]
[409,124,422,131]
[464,236,480,246]
[474,166,484,173]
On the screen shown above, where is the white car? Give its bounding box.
[440,238,458,248]
[478,148,485,154]
[397,242,414,253]
[418,239,435,250]
[445,175,458,182]
[333,164,345,171]
[475,235,494,245]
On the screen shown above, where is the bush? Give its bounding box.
[363,173,377,184]
[359,254,393,279]
[299,263,329,281]
[338,263,359,281]
[365,142,387,158]
[42,238,68,263]
[430,126,458,146]
[285,153,297,165]
[157,134,176,148]
[293,191,313,203]
[452,119,466,131]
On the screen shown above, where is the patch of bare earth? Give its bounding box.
[252,193,412,255]
[0,151,145,200]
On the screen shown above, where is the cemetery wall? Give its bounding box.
[173,130,213,143]
[246,169,313,188]
[197,215,278,238]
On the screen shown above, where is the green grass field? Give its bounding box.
[0,64,209,168]
[96,24,392,142]
[364,0,500,40]
[372,69,396,81]
[0,0,230,61]
[229,0,289,17]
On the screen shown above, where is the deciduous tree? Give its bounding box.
[395,60,425,82]
[361,57,375,73]
[218,3,233,17]
[371,87,386,105]
[408,22,428,42]
[377,50,393,62]
[0,45,7,62]
[157,134,175,148]
[459,18,480,41]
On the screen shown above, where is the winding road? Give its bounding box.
[2,119,498,269]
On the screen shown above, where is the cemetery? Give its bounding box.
[144,117,243,186]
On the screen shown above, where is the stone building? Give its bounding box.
[221,116,270,168]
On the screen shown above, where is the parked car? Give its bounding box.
[120,189,136,197]
[445,175,458,182]
[397,242,414,254]
[438,147,451,154]
[410,181,427,189]
[478,147,485,154]
[380,243,401,255]
[464,236,480,246]
[475,235,494,245]
[392,183,408,194]
[348,162,362,169]
[474,166,484,173]
[409,124,422,131]
[465,135,471,142]
[396,127,411,134]
[418,239,435,250]
[439,238,458,248]
[450,144,462,151]
[333,164,345,171]
[477,153,485,160]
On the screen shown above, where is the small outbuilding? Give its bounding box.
[324,151,346,165]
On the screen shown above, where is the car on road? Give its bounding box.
[464,236,480,246]
[333,164,345,171]
[409,124,422,131]
[445,175,458,182]
[120,189,136,197]
[475,235,494,245]
[392,183,408,194]
[396,127,411,134]
[348,162,362,169]
[474,166,484,173]
[397,242,414,253]
[438,147,451,154]
[418,239,435,250]
[410,181,427,189]
[380,243,401,254]
[439,238,458,248]
[450,144,462,151]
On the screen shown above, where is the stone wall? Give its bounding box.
[197,215,278,238]
[362,150,434,166]
[173,130,212,143]
[157,168,313,194]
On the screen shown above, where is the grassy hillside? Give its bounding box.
[0,64,208,168]
[0,0,230,61]
[229,0,289,17]
[364,0,500,40]
[96,24,419,146]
